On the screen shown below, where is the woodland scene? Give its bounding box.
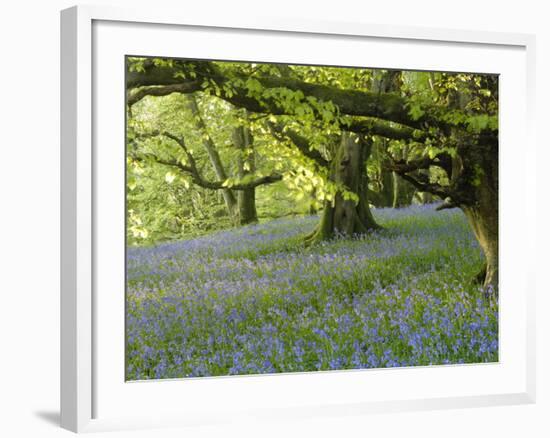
[125,57,498,379]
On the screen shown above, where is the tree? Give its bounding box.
[268,120,380,243]
[305,132,380,244]
[232,123,259,224]
[184,95,239,223]
[128,91,283,232]
[384,72,498,289]
[127,59,499,290]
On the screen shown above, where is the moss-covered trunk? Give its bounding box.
[462,153,498,291]
[464,202,498,291]
[458,132,499,292]
[306,132,380,244]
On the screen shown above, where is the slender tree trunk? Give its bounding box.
[364,141,393,208]
[238,188,258,225]
[415,184,433,204]
[392,172,415,208]
[390,143,415,208]
[306,132,380,244]
[392,172,403,207]
[374,70,408,209]
[233,125,258,225]
[308,188,318,215]
[379,168,395,207]
[186,96,239,222]
[416,168,433,204]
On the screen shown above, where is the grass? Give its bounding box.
[126,204,498,380]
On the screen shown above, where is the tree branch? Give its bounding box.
[132,132,283,190]
[384,153,452,175]
[127,83,202,106]
[267,122,329,168]
[382,153,451,199]
[435,198,458,210]
[346,117,426,141]
[397,172,450,199]
[126,60,430,129]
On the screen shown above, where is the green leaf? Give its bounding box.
[165,172,176,184]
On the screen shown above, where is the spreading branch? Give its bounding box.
[384,152,452,175]
[396,172,450,200]
[383,153,452,200]
[132,131,282,190]
[267,122,330,168]
[127,83,202,106]
[126,60,433,129]
[346,117,426,141]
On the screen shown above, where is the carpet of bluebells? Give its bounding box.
[126,204,498,380]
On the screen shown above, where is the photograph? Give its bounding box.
[125,57,499,380]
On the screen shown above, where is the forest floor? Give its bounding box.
[126,204,498,380]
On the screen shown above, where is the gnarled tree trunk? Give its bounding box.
[306,132,380,244]
[464,201,498,291]
[461,134,499,291]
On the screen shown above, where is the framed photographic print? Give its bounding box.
[61,4,536,433]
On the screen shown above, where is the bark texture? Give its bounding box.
[127,60,435,129]
[461,133,499,291]
[233,125,259,225]
[306,133,380,244]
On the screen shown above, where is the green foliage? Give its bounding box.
[408,102,425,121]
[127,57,146,73]
[127,58,498,244]
[466,114,498,133]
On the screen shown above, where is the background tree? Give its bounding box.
[127,58,498,289]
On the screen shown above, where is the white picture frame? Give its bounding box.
[60,4,536,433]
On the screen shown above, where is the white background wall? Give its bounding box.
[0,1,547,437]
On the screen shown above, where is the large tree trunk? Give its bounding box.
[463,200,498,292]
[233,125,258,225]
[455,132,499,292]
[446,81,498,293]
[461,141,498,291]
[306,132,380,244]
